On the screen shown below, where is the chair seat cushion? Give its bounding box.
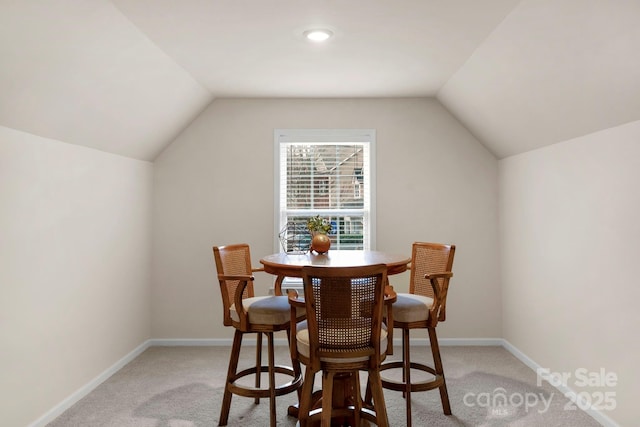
[230,295,304,325]
[296,326,388,363]
[392,293,434,323]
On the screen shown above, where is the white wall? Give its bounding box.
[499,120,640,426]
[0,127,153,426]
[152,98,501,339]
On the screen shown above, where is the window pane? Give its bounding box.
[285,144,365,210]
[283,215,364,251]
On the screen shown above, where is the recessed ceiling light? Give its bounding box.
[304,29,333,42]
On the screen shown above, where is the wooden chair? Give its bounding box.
[378,242,455,426]
[213,243,305,426]
[289,264,390,427]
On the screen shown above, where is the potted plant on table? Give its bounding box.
[307,215,332,254]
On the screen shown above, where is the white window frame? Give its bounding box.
[273,129,377,254]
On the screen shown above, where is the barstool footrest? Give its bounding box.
[379,361,445,393]
[228,364,303,399]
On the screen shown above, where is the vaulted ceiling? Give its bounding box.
[1,0,639,161]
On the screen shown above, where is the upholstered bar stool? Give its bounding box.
[379,242,455,426]
[289,264,390,427]
[213,243,305,427]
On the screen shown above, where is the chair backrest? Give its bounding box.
[409,242,455,297]
[213,244,256,326]
[301,264,387,364]
[409,242,455,321]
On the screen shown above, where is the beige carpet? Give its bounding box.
[47,345,602,426]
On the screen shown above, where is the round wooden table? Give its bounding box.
[260,250,410,292]
[260,250,410,425]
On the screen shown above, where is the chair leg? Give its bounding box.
[298,366,316,427]
[428,327,451,415]
[353,371,362,427]
[255,332,263,404]
[321,370,335,427]
[288,328,303,402]
[368,368,389,427]
[219,330,243,426]
[400,331,407,398]
[403,328,412,427]
[267,332,277,426]
[364,379,372,406]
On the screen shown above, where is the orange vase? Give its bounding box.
[311,233,331,254]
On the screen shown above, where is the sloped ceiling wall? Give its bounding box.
[439,0,640,158]
[0,1,212,160]
[1,0,638,160]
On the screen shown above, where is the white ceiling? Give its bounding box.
[1,0,638,160]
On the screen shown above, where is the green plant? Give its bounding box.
[306,215,332,234]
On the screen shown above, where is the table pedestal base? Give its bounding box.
[288,372,378,426]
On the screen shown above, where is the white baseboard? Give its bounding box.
[150,337,291,346]
[398,337,503,347]
[501,339,620,427]
[151,337,506,348]
[151,337,507,347]
[150,338,230,346]
[28,340,151,427]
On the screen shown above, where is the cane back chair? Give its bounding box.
[289,264,390,427]
[213,243,304,426]
[379,242,455,426]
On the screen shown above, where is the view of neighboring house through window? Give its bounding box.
[274,129,376,253]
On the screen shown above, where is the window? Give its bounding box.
[274,129,376,253]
